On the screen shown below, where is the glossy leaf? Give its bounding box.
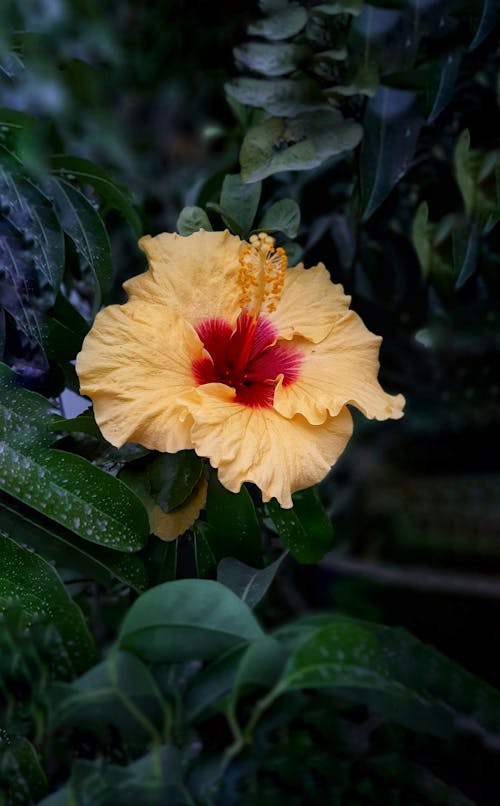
[0,363,149,552]
[119,579,264,663]
[205,471,262,565]
[176,205,212,236]
[360,86,422,220]
[51,155,142,236]
[240,110,362,182]
[48,177,112,309]
[0,535,98,675]
[217,553,287,608]
[43,292,89,363]
[0,490,148,591]
[147,451,203,513]
[267,486,333,563]
[257,198,300,238]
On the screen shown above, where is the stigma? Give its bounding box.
[238,232,287,318]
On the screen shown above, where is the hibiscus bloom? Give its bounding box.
[76,230,404,509]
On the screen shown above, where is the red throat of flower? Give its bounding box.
[193,234,301,407]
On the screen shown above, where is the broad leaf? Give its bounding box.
[0,535,98,675]
[217,553,287,608]
[267,486,333,563]
[119,579,264,663]
[257,198,300,238]
[205,471,262,565]
[0,735,47,804]
[248,5,308,40]
[176,205,212,236]
[234,42,309,77]
[240,110,362,182]
[0,363,149,552]
[226,77,325,117]
[217,173,261,236]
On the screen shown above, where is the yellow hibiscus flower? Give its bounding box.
[76,229,404,509]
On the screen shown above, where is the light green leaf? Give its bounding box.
[119,579,264,663]
[240,110,362,182]
[234,42,310,77]
[248,5,308,40]
[51,155,142,236]
[226,77,325,117]
[176,205,212,236]
[0,363,149,553]
[257,198,300,238]
[218,173,262,237]
[0,535,98,675]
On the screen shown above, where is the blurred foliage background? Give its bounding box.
[1,0,500,803]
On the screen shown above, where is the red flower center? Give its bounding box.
[192,312,302,407]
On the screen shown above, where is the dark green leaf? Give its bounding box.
[453,221,480,289]
[43,292,89,362]
[119,579,264,663]
[427,49,462,123]
[0,735,47,804]
[248,5,308,40]
[205,471,262,565]
[147,451,203,512]
[266,486,333,563]
[51,155,142,236]
[0,490,148,591]
[360,86,422,220]
[217,553,287,608]
[0,363,149,552]
[311,1,362,15]
[257,198,300,238]
[50,408,101,438]
[240,110,362,182]
[218,173,262,237]
[194,523,217,578]
[176,205,212,236]
[48,177,112,309]
[469,0,499,50]
[0,535,98,675]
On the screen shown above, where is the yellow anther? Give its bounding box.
[237,232,288,317]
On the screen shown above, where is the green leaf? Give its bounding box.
[234,42,310,77]
[43,292,90,363]
[0,735,47,804]
[176,205,212,236]
[119,579,264,663]
[230,635,288,706]
[217,553,287,608]
[226,77,325,117]
[217,173,262,237]
[427,49,462,123]
[257,198,300,238]
[51,155,142,236]
[194,523,217,578]
[50,408,101,438]
[205,471,262,565]
[147,451,203,512]
[0,363,149,552]
[0,535,98,675]
[185,644,245,721]
[266,486,333,563]
[48,177,112,309]
[311,1,362,15]
[240,110,362,183]
[52,651,165,742]
[360,86,422,220]
[273,616,500,742]
[453,221,480,289]
[248,5,308,40]
[0,490,148,591]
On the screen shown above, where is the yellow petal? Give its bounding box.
[76,299,203,451]
[274,310,405,423]
[189,384,353,509]
[268,263,351,343]
[130,230,243,328]
[149,475,208,542]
